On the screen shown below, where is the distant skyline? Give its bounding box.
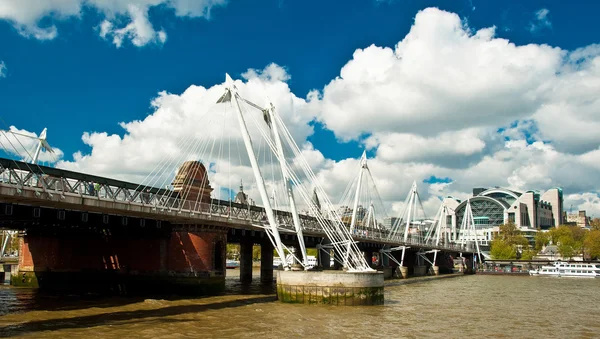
[1,0,600,217]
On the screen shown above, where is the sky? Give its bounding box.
[1,0,600,218]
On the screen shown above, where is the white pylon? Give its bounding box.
[9,128,54,164]
[217,74,289,269]
[458,199,483,263]
[265,102,308,268]
[349,151,367,234]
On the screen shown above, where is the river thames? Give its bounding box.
[0,271,599,338]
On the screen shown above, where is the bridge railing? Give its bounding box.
[0,158,471,253]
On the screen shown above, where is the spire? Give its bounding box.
[239,179,244,192]
[312,187,321,211]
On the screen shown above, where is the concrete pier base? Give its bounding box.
[399,266,408,279]
[413,265,427,277]
[433,266,440,276]
[276,270,384,306]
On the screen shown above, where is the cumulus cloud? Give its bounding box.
[529,8,552,33]
[56,65,319,205]
[0,61,6,78]
[0,126,64,164]
[34,7,600,219]
[0,0,227,47]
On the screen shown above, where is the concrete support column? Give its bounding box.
[260,241,274,283]
[333,249,343,270]
[364,250,373,268]
[380,250,389,267]
[318,238,331,269]
[239,239,253,283]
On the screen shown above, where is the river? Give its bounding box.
[0,271,599,338]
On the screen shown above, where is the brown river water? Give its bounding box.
[0,270,599,339]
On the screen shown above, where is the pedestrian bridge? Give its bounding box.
[0,157,469,254]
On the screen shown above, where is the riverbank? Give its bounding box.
[385,272,465,286]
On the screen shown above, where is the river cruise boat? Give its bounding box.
[529,261,600,278]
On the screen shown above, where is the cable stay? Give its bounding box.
[381,181,430,268]
[129,74,372,272]
[338,151,389,237]
[456,199,484,263]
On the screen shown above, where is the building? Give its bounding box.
[566,210,591,228]
[442,187,564,246]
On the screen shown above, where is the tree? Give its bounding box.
[550,225,584,259]
[490,239,516,259]
[535,231,550,251]
[590,218,600,231]
[520,249,537,260]
[497,222,528,247]
[584,230,600,259]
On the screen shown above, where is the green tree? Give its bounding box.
[535,231,550,251]
[584,229,600,259]
[590,218,600,231]
[226,244,240,259]
[490,239,517,259]
[520,249,537,260]
[497,222,529,247]
[252,245,261,261]
[550,225,585,259]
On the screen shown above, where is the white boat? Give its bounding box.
[529,261,600,278]
[226,259,240,269]
[272,255,333,269]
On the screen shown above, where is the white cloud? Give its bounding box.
[0,61,6,78]
[0,0,226,47]
[32,7,600,220]
[529,8,552,33]
[0,126,64,164]
[56,65,319,204]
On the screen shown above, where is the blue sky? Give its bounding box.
[1,0,598,160]
[1,0,600,216]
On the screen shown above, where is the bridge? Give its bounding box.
[0,75,479,299]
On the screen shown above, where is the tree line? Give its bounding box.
[490,218,600,260]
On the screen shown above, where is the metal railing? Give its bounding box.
[0,157,471,253]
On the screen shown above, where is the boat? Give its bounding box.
[226,259,240,269]
[272,255,333,269]
[529,261,600,278]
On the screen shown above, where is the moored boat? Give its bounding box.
[226,259,240,269]
[529,261,600,278]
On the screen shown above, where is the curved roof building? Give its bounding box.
[444,187,563,232]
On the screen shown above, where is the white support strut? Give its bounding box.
[266,102,309,268]
[223,75,288,268]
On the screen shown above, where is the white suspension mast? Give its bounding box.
[349,151,367,234]
[219,74,288,268]
[400,181,417,267]
[465,200,483,263]
[432,204,446,265]
[266,102,308,268]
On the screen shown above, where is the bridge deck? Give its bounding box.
[0,157,473,253]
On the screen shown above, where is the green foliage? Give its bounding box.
[590,218,600,231]
[549,225,584,259]
[306,248,318,257]
[496,222,529,247]
[520,249,537,260]
[491,222,528,259]
[252,245,261,261]
[584,230,600,259]
[226,244,239,259]
[490,239,516,259]
[535,231,550,251]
